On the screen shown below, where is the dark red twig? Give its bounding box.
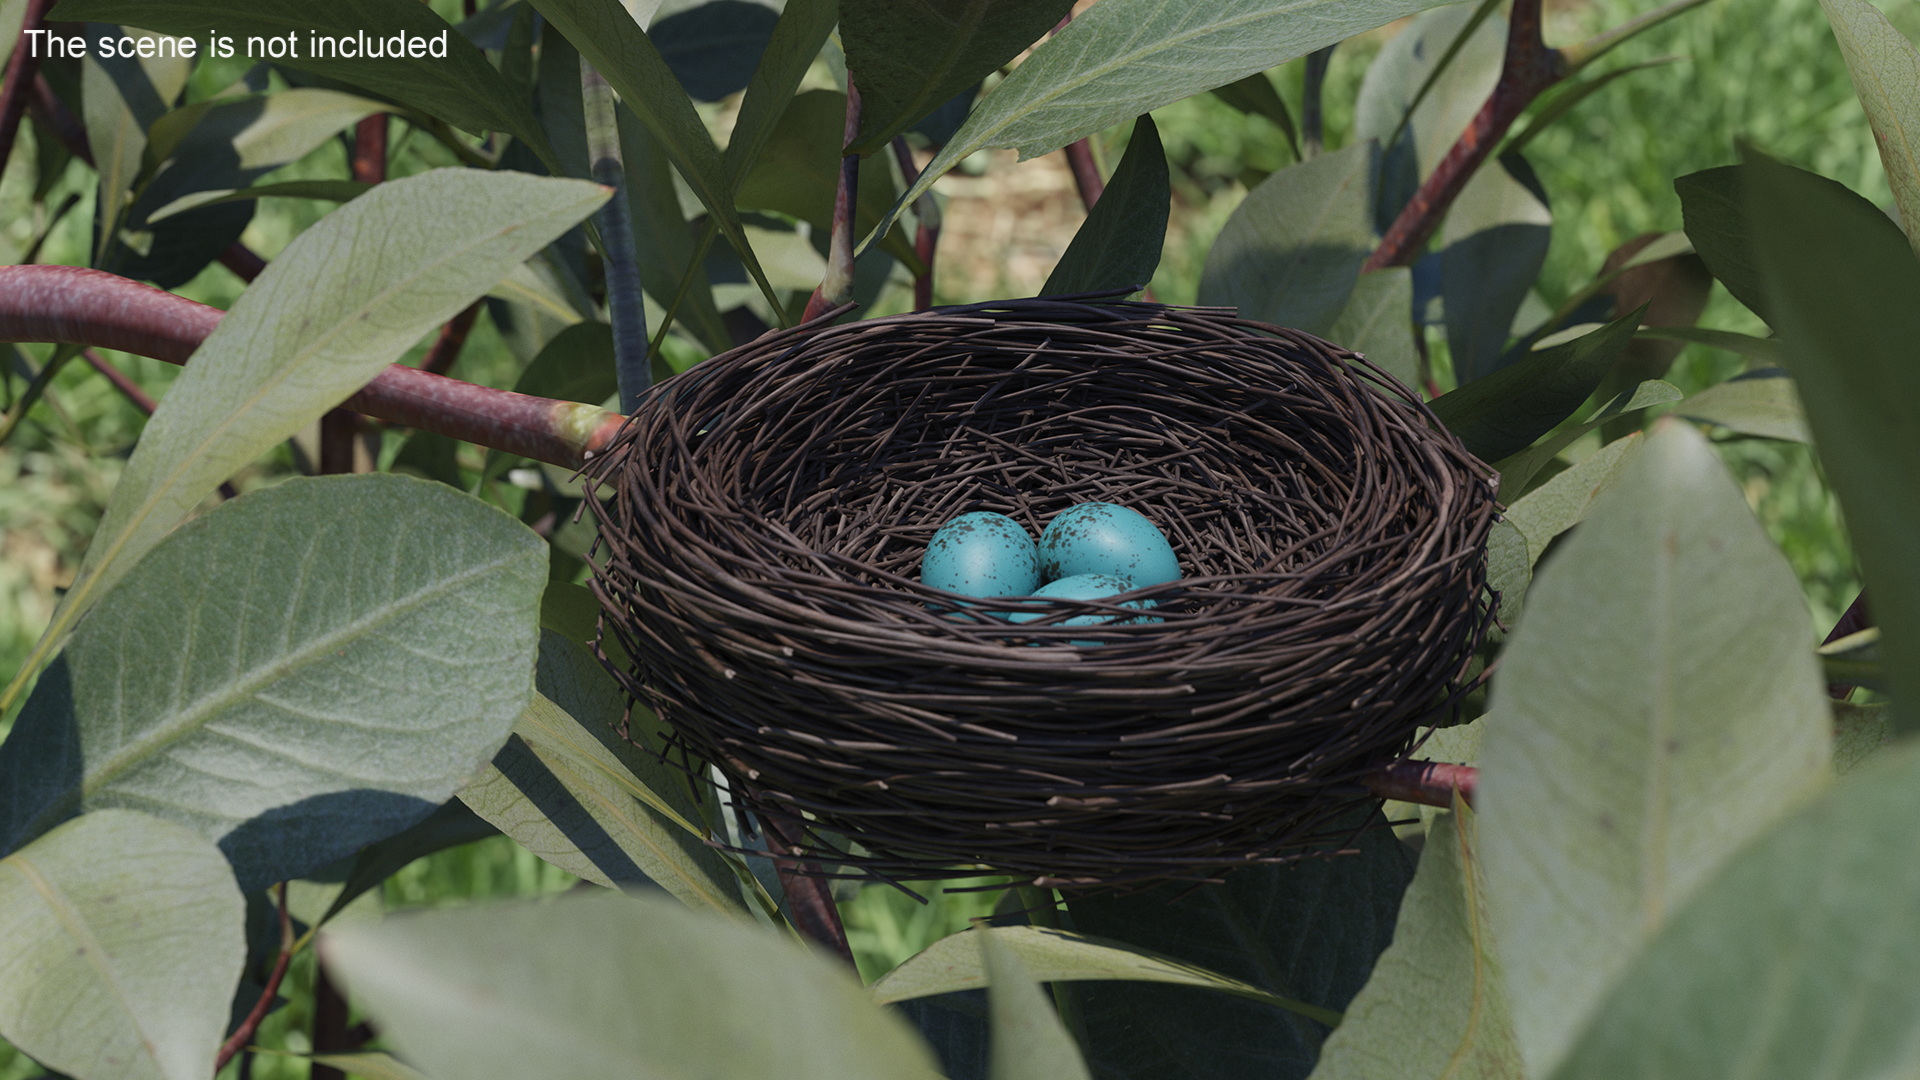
[320,116,392,476]
[762,817,854,966]
[79,348,155,414]
[215,883,292,1073]
[1063,139,1104,210]
[1364,760,1478,808]
[0,0,53,180]
[888,137,940,311]
[0,264,627,468]
[1363,0,1564,271]
[802,77,861,322]
[28,72,86,163]
[421,299,484,377]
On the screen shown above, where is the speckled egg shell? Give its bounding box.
[1038,503,1181,586]
[1007,573,1137,627]
[921,512,1042,599]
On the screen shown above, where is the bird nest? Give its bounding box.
[582,298,1497,886]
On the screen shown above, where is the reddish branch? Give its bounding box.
[1363,0,1565,271]
[0,0,52,179]
[1365,760,1478,808]
[1063,140,1104,210]
[763,818,855,965]
[215,883,292,1073]
[421,299,484,377]
[802,77,862,322]
[889,137,940,311]
[0,264,625,468]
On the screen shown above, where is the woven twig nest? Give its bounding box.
[583,298,1497,886]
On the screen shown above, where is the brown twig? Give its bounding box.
[1363,0,1565,272]
[82,347,242,498]
[888,137,940,311]
[214,883,292,1073]
[319,116,392,476]
[218,242,266,284]
[1063,139,1104,210]
[0,264,626,468]
[0,0,53,180]
[421,299,484,377]
[762,816,855,966]
[1364,760,1478,808]
[802,76,862,322]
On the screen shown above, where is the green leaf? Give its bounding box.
[1499,433,1642,575]
[511,321,619,406]
[0,474,548,890]
[1440,154,1552,384]
[841,0,1075,155]
[1354,2,1505,211]
[1820,628,1885,694]
[1744,152,1920,734]
[3,169,604,709]
[881,0,1459,246]
[458,632,744,915]
[1210,70,1300,158]
[1197,140,1375,335]
[525,0,784,314]
[617,106,730,355]
[1631,325,1785,364]
[872,925,1341,1026]
[1309,807,1523,1080]
[322,890,946,1080]
[1493,379,1682,501]
[735,89,921,269]
[317,798,500,927]
[1067,809,1414,1080]
[1477,419,1834,1077]
[982,931,1093,1080]
[82,41,154,265]
[1041,115,1169,297]
[1547,742,1920,1080]
[1427,310,1642,463]
[48,0,558,168]
[722,0,837,190]
[1832,701,1893,774]
[1820,0,1920,252]
[1671,373,1809,442]
[1675,166,1773,323]
[148,179,374,223]
[0,810,245,1080]
[1328,266,1419,388]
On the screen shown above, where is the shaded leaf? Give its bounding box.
[982,932,1093,1080]
[459,632,743,914]
[872,925,1339,1025]
[841,0,1076,155]
[317,798,499,926]
[1499,432,1643,573]
[1820,0,1920,251]
[653,0,779,102]
[1067,809,1414,1080]
[1548,743,1920,1080]
[1485,518,1530,627]
[1672,373,1809,442]
[0,810,245,1080]
[323,890,946,1080]
[511,321,618,406]
[6,169,603,702]
[1210,70,1299,158]
[1442,154,1552,383]
[1309,806,1522,1080]
[1478,420,1833,1077]
[1832,700,1893,774]
[881,0,1459,245]
[148,179,373,223]
[1493,380,1682,501]
[1632,325,1785,365]
[1428,310,1642,463]
[0,474,547,890]
[1328,266,1420,388]
[1745,151,1920,734]
[721,0,838,189]
[1590,233,1714,402]
[1041,114,1168,297]
[1675,166,1773,323]
[618,106,730,355]
[49,0,557,168]
[1197,141,1375,335]
[735,89,920,268]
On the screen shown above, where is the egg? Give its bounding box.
[1006,573,1159,644]
[1038,503,1182,586]
[921,512,1042,598]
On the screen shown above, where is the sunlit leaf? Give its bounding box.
[1820,0,1920,251]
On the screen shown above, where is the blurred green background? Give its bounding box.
[0,0,1890,1073]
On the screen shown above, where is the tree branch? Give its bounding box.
[1364,760,1478,808]
[803,75,862,322]
[215,883,292,1073]
[889,136,940,311]
[0,0,52,180]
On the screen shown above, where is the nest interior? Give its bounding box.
[585,299,1497,886]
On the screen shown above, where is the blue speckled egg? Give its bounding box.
[1038,503,1181,586]
[921,512,1041,598]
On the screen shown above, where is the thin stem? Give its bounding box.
[1302,45,1335,157]
[1559,0,1713,71]
[1364,760,1478,808]
[82,347,241,498]
[0,264,627,469]
[1364,0,1565,272]
[350,114,387,185]
[218,241,266,283]
[890,136,941,311]
[803,76,862,322]
[214,883,292,1073]
[1063,138,1104,211]
[0,0,53,180]
[582,59,651,413]
[420,299,483,377]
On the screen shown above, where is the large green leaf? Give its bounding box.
[0,810,245,1080]
[459,632,744,915]
[1671,373,1810,443]
[0,474,548,889]
[1549,742,1920,1080]
[1309,807,1522,1080]
[1498,430,1643,574]
[1328,266,1420,389]
[1745,152,1920,734]
[735,89,919,269]
[1476,420,1833,1078]
[1427,310,1642,463]
[82,31,166,264]
[1820,0,1920,252]
[322,890,946,1080]
[3,169,604,710]
[618,106,730,355]
[982,931,1093,1080]
[1439,155,1552,384]
[721,0,837,189]
[1493,380,1681,501]
[1066,809,1414,1080]
[525,0,781,310]
[872,925,1339,1025]
[48,0,556,167]
[1197,141,1375,335]
[880,0,1459,245]
[1675,166,1773,323]
[841,0,1075,154]
[1041,114,1169,297]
